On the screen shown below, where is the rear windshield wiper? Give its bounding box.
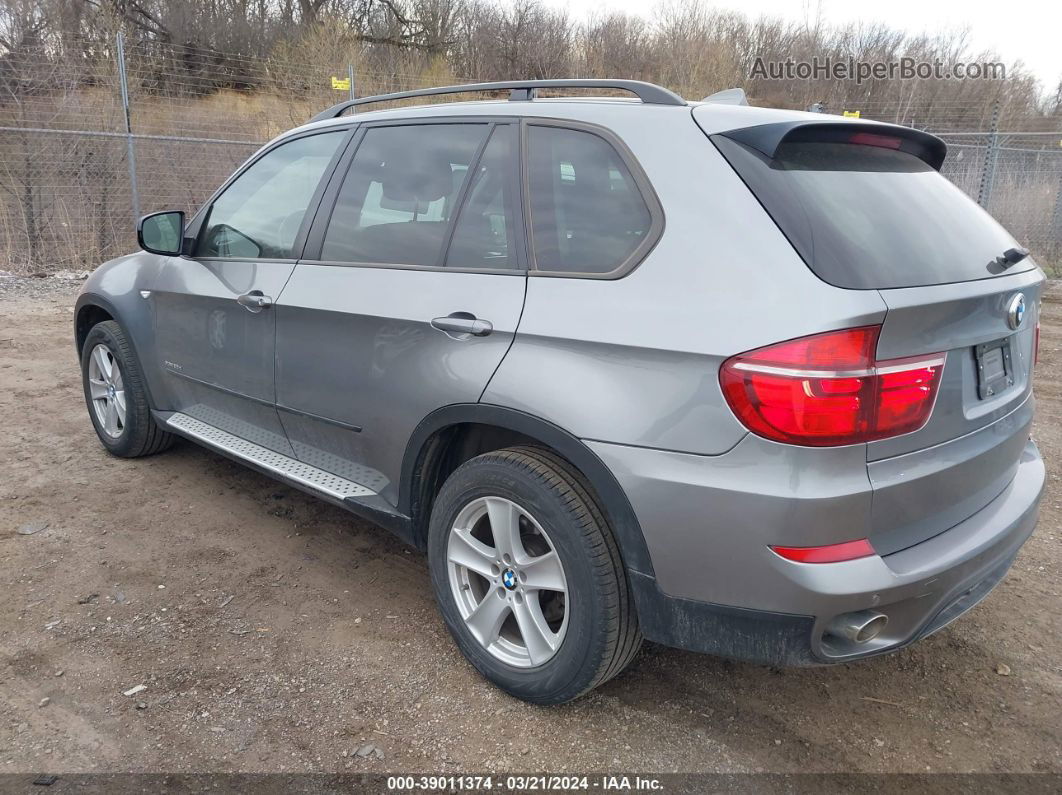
[994,247,1030,270]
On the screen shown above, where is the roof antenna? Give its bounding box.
[702,88,749,106]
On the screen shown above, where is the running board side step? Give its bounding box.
[166,412,376,501]
[342,493,415,545]
[164,412,417,545]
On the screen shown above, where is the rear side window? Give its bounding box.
[321,124,488,267]
[527,125,653,274]
[713,136,1030,289]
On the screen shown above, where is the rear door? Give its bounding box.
[708,122,1045,553]
[154,129,348,454]
[273,119,526,505]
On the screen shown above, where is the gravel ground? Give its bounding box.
[1,277,1060,775]
[0,275,89,300]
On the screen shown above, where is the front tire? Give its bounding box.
[427,446,641,704]
[80,320,174,458]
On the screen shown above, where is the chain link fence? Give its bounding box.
[937,131,1062,272]
[2,36,1060,276]
[0,34,461,273]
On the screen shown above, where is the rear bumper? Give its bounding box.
[594,437,1044,665]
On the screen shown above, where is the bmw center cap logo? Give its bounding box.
[1006,293,1026,330]
[502,569,518,590]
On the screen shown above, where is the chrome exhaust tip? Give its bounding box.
[826,610,888,644]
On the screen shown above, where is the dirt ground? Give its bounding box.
[1,276,1060,776]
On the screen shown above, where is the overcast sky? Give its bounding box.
[544,0,1062,92]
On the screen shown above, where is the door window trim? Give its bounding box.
[183,126,356,264]
[520,117,664,280]
[300,116,529,276]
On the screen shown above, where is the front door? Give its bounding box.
[154,129,348,453]
[274,121,526,504]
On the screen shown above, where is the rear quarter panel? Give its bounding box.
[483,108,888,454]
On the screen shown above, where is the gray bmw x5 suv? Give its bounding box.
[75,79,1045,704]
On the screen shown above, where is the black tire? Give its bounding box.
[427,445,642,705]
[80,320,175,458]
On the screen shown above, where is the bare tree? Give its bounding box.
[1,0,1057,271]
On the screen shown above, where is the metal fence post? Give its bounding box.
[977,102,1000,209]
[348,64,356,102]
[1051,175,1062,261]
[115,32,141,224]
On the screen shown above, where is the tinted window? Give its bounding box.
[527,126,652,274]
[445,126,516,269]
[713,136,1031,289]
[321,124,488,266]
[197,132,343,259]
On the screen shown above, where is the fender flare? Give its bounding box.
[75,292,162,411]
[74,292,124,354]
[400,403,655,577]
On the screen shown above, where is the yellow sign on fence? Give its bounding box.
[331,76,351,91]
[842,110,861,118]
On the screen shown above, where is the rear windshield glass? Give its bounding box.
[712,135,1033,289]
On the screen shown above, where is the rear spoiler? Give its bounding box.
[716,121,947,170]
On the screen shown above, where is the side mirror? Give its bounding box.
[137,211,185,256]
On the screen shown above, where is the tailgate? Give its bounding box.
[868,269,1044,554]
[701,115,1045,554]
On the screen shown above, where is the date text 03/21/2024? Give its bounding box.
[386,775,664,791]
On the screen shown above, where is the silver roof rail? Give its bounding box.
[309,79,686,123]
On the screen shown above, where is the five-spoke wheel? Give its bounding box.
[80,320,174,458]
[87,343,127,439]
[428,446,641,704]
[447,496,568,667]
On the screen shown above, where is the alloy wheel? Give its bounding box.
[87,343,126,439]
[446,496,569,668]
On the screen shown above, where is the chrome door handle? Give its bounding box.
[431,314,493,337]
[237,290,272,312]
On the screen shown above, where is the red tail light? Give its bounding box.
[720,326,945,446]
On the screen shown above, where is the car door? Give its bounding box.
[274,119,526,504]
[154,129,349,454]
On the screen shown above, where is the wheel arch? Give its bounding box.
[74,294,118,356]
[75,292,164,412]
[400,404,655,577]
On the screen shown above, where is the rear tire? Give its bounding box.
[427,445,641,704]
[80,320,174,458]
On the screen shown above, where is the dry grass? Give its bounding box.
[1,84,1060,275]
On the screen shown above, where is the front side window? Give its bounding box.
[527,125,653,274]
[197,131,344,259]
[320,124,490,266]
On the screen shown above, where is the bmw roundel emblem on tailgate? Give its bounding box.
[1006,293,1026,330]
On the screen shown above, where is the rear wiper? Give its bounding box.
[994,247,1030,270]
